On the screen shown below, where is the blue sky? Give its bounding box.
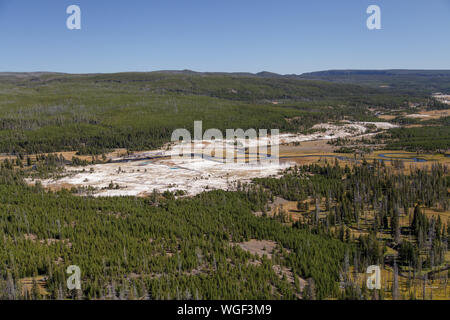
[1,0,450,74]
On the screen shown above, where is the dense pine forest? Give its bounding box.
[0,161,348,300]
[376,123,450,152]
[0,154,448,300]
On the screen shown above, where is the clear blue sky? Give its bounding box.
[1,0,450,74]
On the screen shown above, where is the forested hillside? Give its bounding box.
[254,160,449,299]
[0,155,448,300]
[376,124,450,152]
[0,162,348,300]
[299,70,450,95]
[0,72,426,155]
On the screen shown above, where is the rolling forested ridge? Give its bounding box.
[298,70,450,95]
[0,71,449,301]
[0,71,431,155]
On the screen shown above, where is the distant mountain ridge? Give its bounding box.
[297,70,450,94]
[2,69,450,78]
[1,69,450,93]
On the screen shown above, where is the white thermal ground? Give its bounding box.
[35,122,396,197]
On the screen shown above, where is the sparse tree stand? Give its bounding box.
[392,207,401,244]
[392,261,399,300]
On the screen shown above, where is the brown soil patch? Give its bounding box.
[24,233,38,241]
[45,182,76,191]
[24,234,72,248]
[234,239,278,259]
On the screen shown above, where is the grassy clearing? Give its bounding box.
[349,267,449,300]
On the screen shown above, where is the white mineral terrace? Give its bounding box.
[35,122,396,197]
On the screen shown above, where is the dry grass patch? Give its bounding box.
[19,276,49,297]
[423,208,450,221]
[378,115,397,121]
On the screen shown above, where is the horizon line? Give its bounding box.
[2,68,450,76]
